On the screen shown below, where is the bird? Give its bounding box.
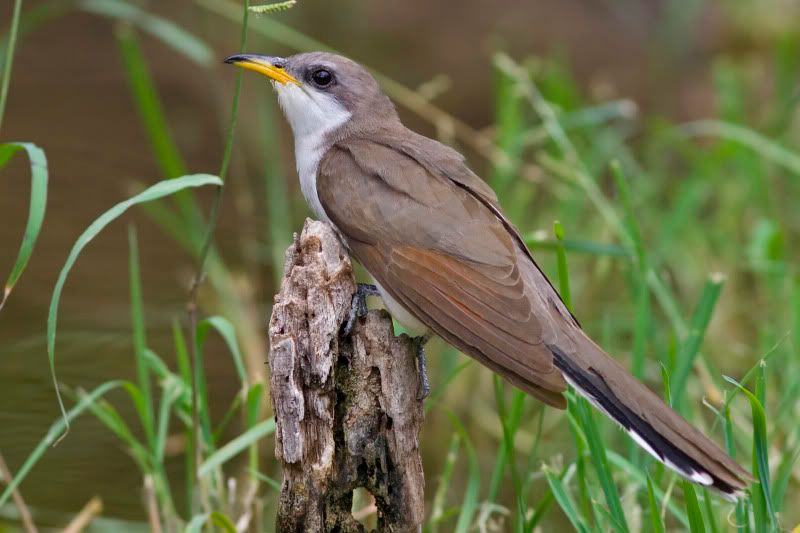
[224,51,752,500]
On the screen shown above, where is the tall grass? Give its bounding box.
[0,0,23,134]
[1,1,799,531]
[0,142,47,312]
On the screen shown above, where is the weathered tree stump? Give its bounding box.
[267,220,425,532]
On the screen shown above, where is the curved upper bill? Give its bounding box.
[223,54,300,85]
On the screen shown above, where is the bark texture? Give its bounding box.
[268,219,425,532]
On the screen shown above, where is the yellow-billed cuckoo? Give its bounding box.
[225,51,751,499]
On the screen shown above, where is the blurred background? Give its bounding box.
[1,0,799,530]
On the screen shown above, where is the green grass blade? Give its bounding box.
[92,379,179,515]
[46,174,222,439]
[486,400,508,502]
[722,404,735,459]
[173,318,193,517]
[212,393,243,443]
[0,380,126,506]
[128,225,155,449]
[682,480,707,533]
[77,386,153,475]
[660,362,673,407]
[0,0,22,133]
[526,486,555,531]
[569,396,593,528]
[155,377,182,463]
[755,359,766,407]
[646,475,666,533]
[77,385,177,516]
[678,119,800,177]
[444,412,480,533]
[428,432,460,532]
[195,316,246,383]
[609,160,646,266]
[244,382,263,472]
[701,490,720,533]
[492,377,525,531]
[670,274,725,413]
[575,398,630,532]
[606,451,689,527]
[144,347,176,381]
[610,160,650,382]
[144,349,192,422]
[723,374,776,529]
[191,337,213,450]
[594,503,630,533]
[78,0,213,65]
[198,418,275,477]
[172,319,192,386]
[717,337,785,418]
[522,404,546,479]
[115,26,187,181]
[181,510,233,533]
[543,466,591,533]
[771,442,800,512]
[723,405,750,533]
[556,99,637,130]
[552,221,573,313]
[794,273,800,365]
[0,142,48,311]
[487,387,525,502]
[210,512,237,533]
[244,385,263,426]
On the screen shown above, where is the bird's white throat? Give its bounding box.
[273,81,428,337]
[273,82,351,223]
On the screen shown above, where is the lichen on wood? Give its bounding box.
[267,219,425,532]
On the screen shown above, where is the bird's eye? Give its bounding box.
[311,68,333,87]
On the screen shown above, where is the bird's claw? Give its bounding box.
[342,284,430,400]
[342,283,380,336]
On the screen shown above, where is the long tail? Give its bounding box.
[548,337,752,501]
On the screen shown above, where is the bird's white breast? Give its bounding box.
[294,134,332,223]
[273,82,351,223]
[273,81,429,337]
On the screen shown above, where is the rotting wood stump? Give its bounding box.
[267,219,425,532]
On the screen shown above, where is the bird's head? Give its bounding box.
[224,51,399,140]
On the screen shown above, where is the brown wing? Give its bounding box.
[317,132,751,495]
[317,135,566,406]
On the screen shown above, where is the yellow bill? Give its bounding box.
[223,54,300,86]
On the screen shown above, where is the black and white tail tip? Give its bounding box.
[550,346,746,502]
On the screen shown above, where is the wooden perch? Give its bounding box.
[268,219,425,532]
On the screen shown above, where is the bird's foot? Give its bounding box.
[342,283,380,336]
[414,333,432,400]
